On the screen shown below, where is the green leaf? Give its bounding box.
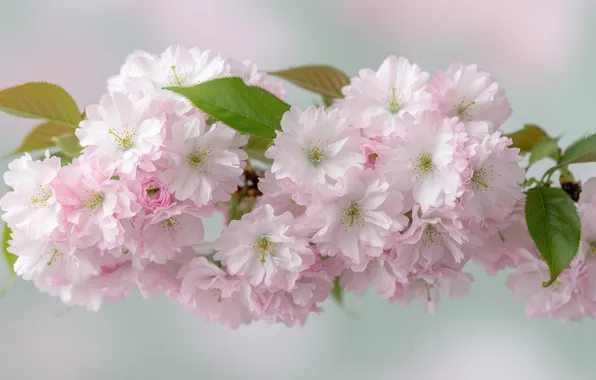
[165,77,291,138]
[53,134,82,157]
[525,187,581,287]
[245,135,273,164]
[0,82,81,127]
[507,124,549,153]
[558,133,596,166]
[7,122,75,156]
[529,136,560,166]
[329,276,343,305]
[270,65,350,99]
[1,224,17,297]
[52,151,75,166]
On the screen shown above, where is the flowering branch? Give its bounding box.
[0,46,594,326]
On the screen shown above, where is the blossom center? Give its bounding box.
[453,100,475,120]
[586,240,596,260]
[422,225,441,246]
[187,147,211,172]
[306,144,329,165]
[85,192,105,211]
[169,65,187,86]
[414,152,434,176]
[109,125,134,150]
[160,216,180,230]
[471,168,492,191]
[146,186,160,198]
[31,186,52,207]
[387,88,400,114]
[46,248,66,266]
[254,237,276,264]
[342,202,365,227]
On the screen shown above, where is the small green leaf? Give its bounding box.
[270,65,350,99]
[7,122,75,156]
[525,187,581,287]
[53,134,82,158]
[1,224,17,297]
[330,276,343,305]
[245,135,273,164]
[507,124,549,153]
[0,82,81,127]
[558,133,596,166]
[165,77,291,138]
[51,151,74,166]
[529,136,560,166]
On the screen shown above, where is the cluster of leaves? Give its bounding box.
[508,125,596,286]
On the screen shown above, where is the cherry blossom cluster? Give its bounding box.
[1,47,534,327]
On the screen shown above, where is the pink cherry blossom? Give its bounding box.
[430,61,512,134]
[214,204,315,291]
[138,176,173,211]
[341,55,433,138]
[308,169,408,270]
[77,92,165,175]
[376,111,469,212]
[160,114,248,207]
[267,106,365,198]
[0,152,61,239]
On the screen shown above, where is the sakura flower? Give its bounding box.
[138,176,173,211]
[129,202,208,264]
[341,55,432,138]
[430,61,512,134]
[38,260,137,312]
[160,114,248,207]
[247,264,334,327]
[266,106,365,195]
[77,92,165,175]
[390,268,474,314]
[472,199,533,275]
[52,155,140,251]
[460,131,524,228]
[395,205,472,270]
[0,152,61,239]
[376,111,469,212]
[506,248,596,322]
[256,171,306,217]
[228,58,286,99]
[8,230,97,285]
[107,49,155,93]
[214,204,315,291]
[342,255,407,299]
[308,169,408,270]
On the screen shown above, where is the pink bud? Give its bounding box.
[140,177,172,211]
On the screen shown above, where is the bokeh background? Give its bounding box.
[1,1,596,379]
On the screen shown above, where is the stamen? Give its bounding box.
[85,192,105,211]
[306,145,328,164]
[108,124,134,150]
[253,237,277,264]
[31,186,52,207]
[160,216,180,230]
[146,186,160,198]
[169,65,187,86]
[422,225,441,246]
[454,100,475,120]
[387,88,400,114]
[342,202,365,228]
[413,152,434,176]
[187,147,211,172]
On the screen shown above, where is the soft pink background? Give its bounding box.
[1,1,596,379]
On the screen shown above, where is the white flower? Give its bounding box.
[308,169,408,270]
[0,152,61,239]
[267,106,365,196]
[341,55,432,138]
[376,111,469,213]
[460,132,524,227]
[430,61,512,137]
[214,204,314,291]
[160,114,248,207]
[77,92,165,175]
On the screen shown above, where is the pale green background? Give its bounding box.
[1,1,596,379]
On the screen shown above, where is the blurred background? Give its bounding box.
[1,0,596,379]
